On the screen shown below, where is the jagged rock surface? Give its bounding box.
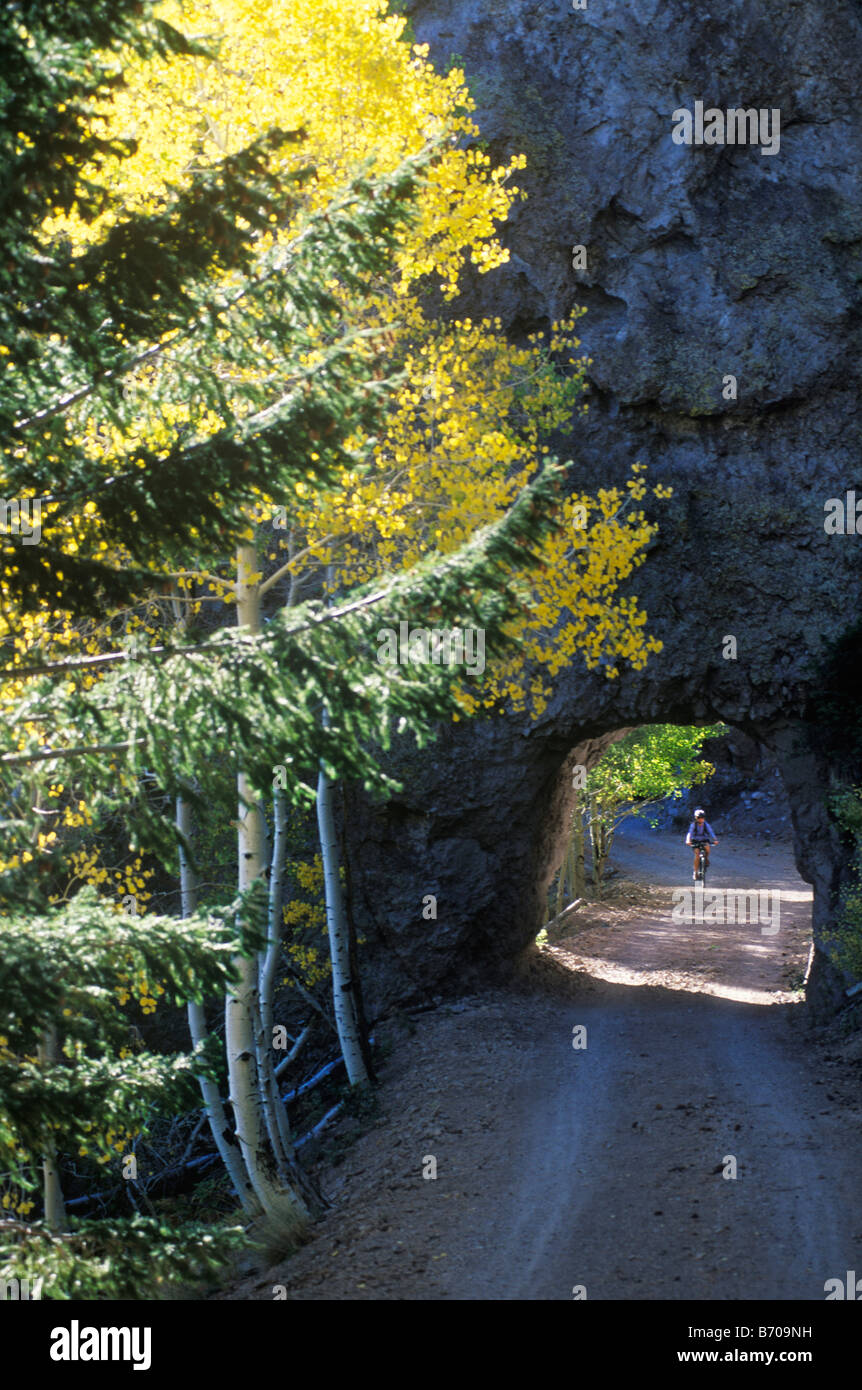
[345,0,862,1021]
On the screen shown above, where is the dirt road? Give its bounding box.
[225,826,862,1300]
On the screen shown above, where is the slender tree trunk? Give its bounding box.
[555,801,581,920]
[317,745,369,1087]
[603,816,617,875]
[257,787,295,1164]
[170,577,260,1216]
[251,575,338,1201]
[344,849,376,1085]
[255,813,328,1216]
[178,792,260,1215]
[227,543,309,1226]
[38,1028,67,1232]
[588,793,604,898]
[593,800,612,897]
[316,565,370,1088]
[573,793,586,898]
[555,853,565,917]
[565,824,576,903]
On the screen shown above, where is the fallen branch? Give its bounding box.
[544,898,586,936]
[274,1023,313,1079]
[62,1037,375,1216]
[280,1034,375,1105]
[64,1152,222,1215]
[296,1103,344,1150]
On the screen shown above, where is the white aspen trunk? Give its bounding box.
[226,542,308,1225]
[317,748,369,1087]
[38,1028,67,1232]
[258,786,298,1162]
[178,793,260,1216]
[248,800,290,1181]
[251,574,314,1181]
[256,795,326,1216]
[316,563,369,1088]
[251,989,293,1187]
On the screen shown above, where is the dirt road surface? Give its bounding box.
[223,825,862,1300]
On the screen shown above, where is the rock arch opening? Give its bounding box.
[537,724,815,1008]
[344,704,855,1024]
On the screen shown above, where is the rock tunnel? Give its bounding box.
[343,0,862,1022]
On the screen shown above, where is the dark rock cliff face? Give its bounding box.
[344,0,862,1020]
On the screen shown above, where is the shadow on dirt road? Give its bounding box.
[223,822,862,1301]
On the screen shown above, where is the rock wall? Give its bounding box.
[345,0,862,1020]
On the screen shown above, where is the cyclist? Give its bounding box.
[686,808,718,880]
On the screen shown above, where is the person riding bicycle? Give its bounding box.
[686,808,718,880]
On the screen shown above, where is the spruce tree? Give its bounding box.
[0,0,568,1296]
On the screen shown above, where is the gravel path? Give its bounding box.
[221,828,862,1300]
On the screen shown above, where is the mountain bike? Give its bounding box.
[692,841,711,884]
